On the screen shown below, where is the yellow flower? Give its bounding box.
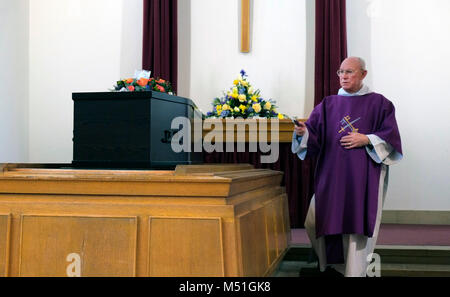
[251,95,258,102]
[277,113,284,119]
[233,80,239,85]
[216,105,222,113]
[234,107,240,113]
[241,81,248,87]
[264,102,272,110]
[231,93,238,99]
[232,87,238,94]
[222,104,230,111]
[239,104,247,112]
[238,94,246,102]
[252,103,261,113]
[248,87,254,94]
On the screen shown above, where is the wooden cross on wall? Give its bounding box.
[241,0,251,52]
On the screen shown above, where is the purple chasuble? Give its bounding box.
[305,93,402,263]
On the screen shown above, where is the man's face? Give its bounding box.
[338,58,367,93]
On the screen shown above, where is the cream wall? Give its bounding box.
[0,0,29,162]
[182,0,315,117]
[347,0,450,210]
[28,0,142,162]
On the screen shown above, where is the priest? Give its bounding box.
[292,57,403,277]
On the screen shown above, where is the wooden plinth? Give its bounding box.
[202,118,305,143]
[0,163,290,277]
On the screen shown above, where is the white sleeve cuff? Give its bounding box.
[291,129,309,160]
[366,134,403,165]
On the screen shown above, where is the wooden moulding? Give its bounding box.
[202,118,306,143]
[174,164,254,175]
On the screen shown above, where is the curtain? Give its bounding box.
[204,144,316,228]
[314,0,348,106]
[292,0,348,227]
[142,0,178,92]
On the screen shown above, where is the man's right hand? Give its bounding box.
[294,121,307,137]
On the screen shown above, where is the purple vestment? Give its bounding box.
[305,93,402,263]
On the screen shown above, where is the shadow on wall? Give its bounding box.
[346,0,373,87]
[303,0,315,117]
[119,0,144,79]
[177,0,191,99]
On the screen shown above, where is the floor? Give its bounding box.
[273,224,450,277]
[291,224,450,246]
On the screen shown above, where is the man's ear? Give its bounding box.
[362,70,368,79]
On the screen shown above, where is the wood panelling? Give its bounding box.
[0,163,290,277]
[0,215,11,277]
[282,193,292,243]
[18,215,137,277]
[148,217,224,277]
[238,207,268,276]
[274,195,288,253]
[264,200,278,266]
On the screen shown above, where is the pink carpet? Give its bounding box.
[291,224,450,246]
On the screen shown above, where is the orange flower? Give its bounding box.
[137,78,149,87]
[157,79,166,84]
[157,85,165,92]
[125,78,134,84]
[127,85,135,91]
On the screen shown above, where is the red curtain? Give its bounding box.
[204,144,316,228]
[142,0,178,92]
[314,0,348,106]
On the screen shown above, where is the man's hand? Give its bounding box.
[340,132,369,149]
[294,121,307,137]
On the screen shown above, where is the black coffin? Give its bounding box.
[72,91,203,169]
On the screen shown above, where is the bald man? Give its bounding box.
[292,57,403,277]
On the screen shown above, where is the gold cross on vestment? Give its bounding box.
[241,0,251,52]
[338,116,361,134]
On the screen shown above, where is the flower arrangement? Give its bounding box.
[206,70,283,119]
[112,70,174,94]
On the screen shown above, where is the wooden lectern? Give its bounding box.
[0,163,290,277]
